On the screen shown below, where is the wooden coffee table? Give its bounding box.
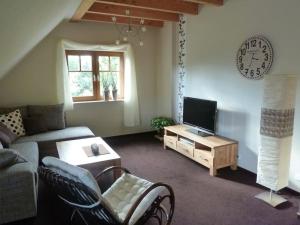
[56,137,121,178]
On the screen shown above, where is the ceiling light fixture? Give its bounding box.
[112,10,147,46]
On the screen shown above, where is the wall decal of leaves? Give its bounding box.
[177,15,187,123]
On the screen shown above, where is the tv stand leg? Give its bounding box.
[230,163,237,170]
[210,167,217,176]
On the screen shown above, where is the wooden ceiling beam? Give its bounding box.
[88,2,180,22]
[95,0,199,15]
[82,13,164,27]
[184,0,223,6]
[72,0,96,21]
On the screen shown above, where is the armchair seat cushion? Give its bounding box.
[103,173,165,225]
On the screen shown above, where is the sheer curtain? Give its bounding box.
[56,39,140,127]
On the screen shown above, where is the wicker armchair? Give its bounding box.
[38,159,174,225]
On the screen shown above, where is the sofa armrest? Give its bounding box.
[0,162,38,224]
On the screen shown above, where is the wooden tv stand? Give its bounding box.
[164,125,238,176]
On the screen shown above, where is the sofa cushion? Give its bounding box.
[23,115,48,135]
[0,106,28,118]
[28,104,65,130]
[0,123,17,147]
[0,110,26,137]
[0,149,27,169]
[42,156,101,196]
[14,126,94,144]
[9,142,39,170]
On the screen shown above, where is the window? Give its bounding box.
[66,50,124,102]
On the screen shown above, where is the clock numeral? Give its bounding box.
[250,70,254,76]
[264,53,269,61]
[256,68,261,75]
[251,40,257,48]
[241,49,246,56]
[245,68,249,74]
[262,62,266,69]
[239,56,244,64]
[240,63,244,70]
[262,45,267,53]
[259,41,262,48]
[245,42,250,49]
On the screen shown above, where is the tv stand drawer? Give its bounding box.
[194,149,211,168]
[164,136,177,149]
[177,141,193,158]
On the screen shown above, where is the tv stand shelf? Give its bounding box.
[164,125,238,176]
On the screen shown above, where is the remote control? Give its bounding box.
[91,143,99,155]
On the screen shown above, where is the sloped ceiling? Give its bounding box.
[0,0,81,79]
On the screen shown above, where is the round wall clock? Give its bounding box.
[236,36,273,80]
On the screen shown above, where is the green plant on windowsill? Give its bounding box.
[110,75,118,100]
[101,74,110,101]
[151,117,175,140]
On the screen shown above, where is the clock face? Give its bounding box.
[236,36,273,80]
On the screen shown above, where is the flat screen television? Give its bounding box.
[183,97,217,136]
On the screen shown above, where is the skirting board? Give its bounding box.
[255,191,287,207]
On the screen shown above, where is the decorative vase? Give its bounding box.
[112,89,118,100]
[104,90,110,101]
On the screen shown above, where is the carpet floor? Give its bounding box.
[6,133,300,225]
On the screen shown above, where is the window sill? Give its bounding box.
[74,99,124,104]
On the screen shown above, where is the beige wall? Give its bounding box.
[0,21,160,137]
[184,0,300,191]
[0,0,80,79]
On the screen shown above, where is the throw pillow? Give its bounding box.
[23,115,48,135]
[0,149,27,169]
[42,156,101,196]
[28,104,65,130]
[0,122,18,147]
[0,109,26,137]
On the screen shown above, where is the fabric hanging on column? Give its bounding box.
[176,15,187,123]
[257,75,297,191]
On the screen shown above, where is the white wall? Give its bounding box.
[184,0,300,191]
[0,0,80,79]
[0,21,159,137]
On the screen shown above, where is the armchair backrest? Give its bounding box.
[38,166,119,225]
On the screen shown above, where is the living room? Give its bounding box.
[0,0,300,225]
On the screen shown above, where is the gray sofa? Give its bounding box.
[0,105,94,224]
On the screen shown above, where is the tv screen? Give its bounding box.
[183,97,217,135]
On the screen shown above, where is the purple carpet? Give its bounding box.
[6,132,300,225]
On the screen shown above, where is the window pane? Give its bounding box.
[99,56,109,71]
[70,72,93,97]
[67,55,80,71]
[99,72,111,94]
[110,56,120,71]
[81,55,92,71]
[110,72,119,91]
